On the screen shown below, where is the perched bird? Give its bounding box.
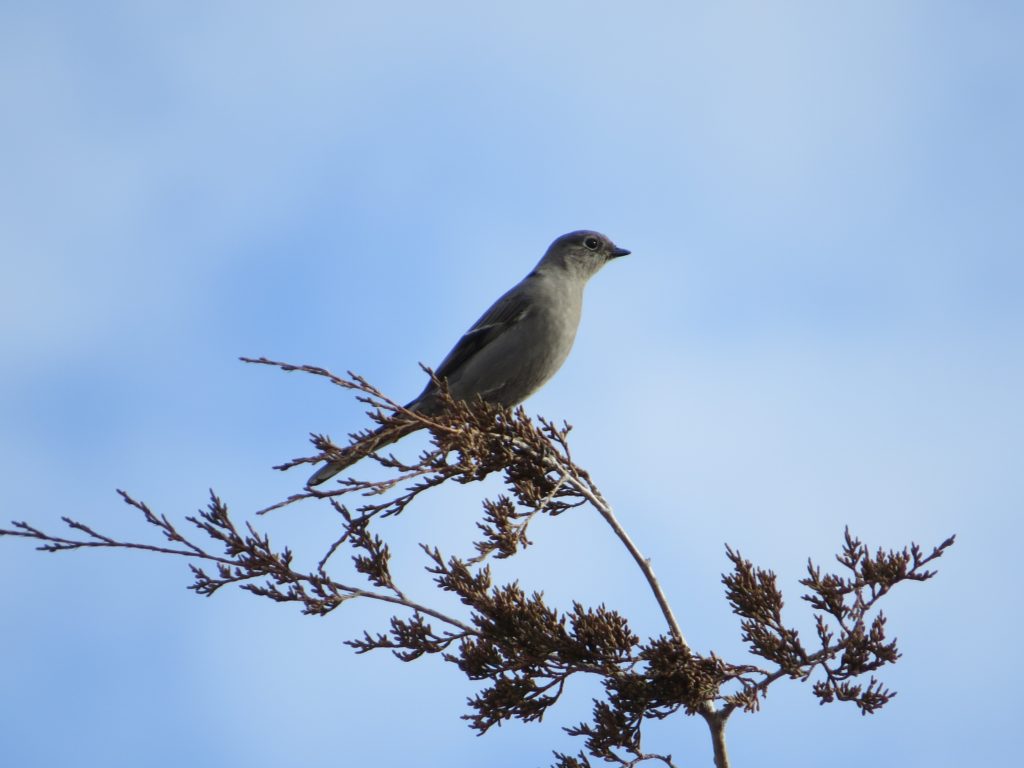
[307,230,630,486]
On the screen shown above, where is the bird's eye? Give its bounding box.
[583,236,600,251]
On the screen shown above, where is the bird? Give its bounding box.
[307,229,630,487]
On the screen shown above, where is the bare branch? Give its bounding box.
[0,362,956,767]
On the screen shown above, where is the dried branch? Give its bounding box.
[0,361,955,768]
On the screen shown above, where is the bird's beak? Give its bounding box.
[610,246,631,258]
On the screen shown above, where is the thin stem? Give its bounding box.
[345,587,475,634]
[4,519,477,636]
[2,521,232,563]
[587,486,686,648]
[701,707,731,768]
[626,754,678,768]
[549,456,686,649]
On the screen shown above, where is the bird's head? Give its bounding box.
[538,230,631,280]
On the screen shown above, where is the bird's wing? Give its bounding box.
[434,287,531,381]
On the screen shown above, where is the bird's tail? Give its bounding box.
[306,419,423,487]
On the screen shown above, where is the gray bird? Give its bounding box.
[307,230,630,487]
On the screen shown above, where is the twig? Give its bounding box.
[524,442,686,649]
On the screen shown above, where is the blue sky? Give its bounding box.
[1,3,1021,766]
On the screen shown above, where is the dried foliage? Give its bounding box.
[1,357,955,768]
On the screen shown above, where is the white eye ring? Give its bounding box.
[584,236,600,251]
